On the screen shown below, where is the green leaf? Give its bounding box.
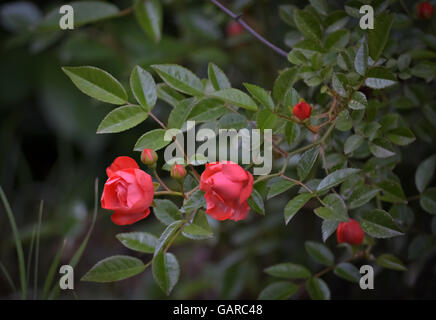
[293,9,322,41]
[218,113,247,130]
[344,135,364,154]
[81,255,146,283]
[332,73,347,97]
[154,220,183,255]
[116,232,158,254]
[376,180,406,204]
[368,13,393,61]
[318,193,348,221]
[267,178,296,200]
[386,127,416,146]
[365,67,396,89]
[244,83,275,110]
[310,0,328,15]
[248,189,265,215]
[285,121,300,145]
[279,5,297,26]
[97,105,148,134]
[208,63,231,90]
[210,88,257,111]
[334,262,360,282]
[335,109,353,131]
[273,68,299,104]
[314,207,343,222]
[354,41,368,76]
[325,11,349,33]
[420,188,436,215]
[168,98,196,129]
[316,168,361,192]
[257,109,277,131]
[39,1,119,31]
[325,30,349,50]
[297,147,319,181]
[134,0,162,43]
[130,65,157,110]
[258,281,298,300]
[376,254,407,271]
[415,155,436,193]
[369,138,395,158]
[322,220,339,242]
[348,184,380,209]
[288,49,309,65]
[188,98,226,122]
[360,209,404,238]
[152,251,180,295]
[182,189,206,214]
[156,83,185,108]
[134,129,171,151]
[305,241,334,266]
[62,66,127,104]
[306,278,330,300]
[264,263,311,279]
[153,199,183,225]
[348,91,367,110]
[151,64,204,96]
[182,210,213,240]
[284,193,313,225]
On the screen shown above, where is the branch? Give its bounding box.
[210,0,288,58]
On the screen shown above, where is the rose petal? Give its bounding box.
[106,156,139,177]
[111,208,151,225]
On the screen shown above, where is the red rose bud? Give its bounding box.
[171,164,187,180]
[418,2,433,19]
[337,219,365,245]
[292,99,312,121]
[226,21,244,37]
[141,149,158,166]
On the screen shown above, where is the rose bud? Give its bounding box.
[418,1,433,19]
[141,148,158,167]
[200,161,253,221]
[337,219,365,245]
[170,164,187,180]
[226,21,244,37]
[292,99,312,121]
[101,156,154,225]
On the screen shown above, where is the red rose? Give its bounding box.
[101,156,154,225]
[418,1,433,19]
[292,100,312,120]
[226,21,244,37]
[337,219,365,245]
[200,161,253,221]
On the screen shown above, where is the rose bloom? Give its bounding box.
[101,156,154,225]
[337,219,365,245]
[292,100,312,120]
[418,1,433,19]
[200,161,253,221]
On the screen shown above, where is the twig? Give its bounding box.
[153,169,171,192]
[148,111,201,181]
[210,0,288,58]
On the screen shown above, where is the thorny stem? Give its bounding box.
[154,191,184,197]
[148,112,201,181]
[210,0,288,58]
